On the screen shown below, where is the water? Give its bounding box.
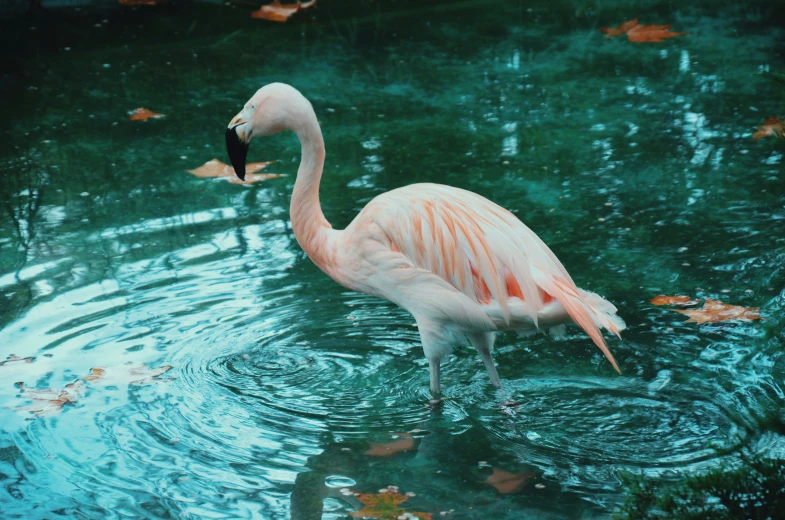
[1,1,784,518]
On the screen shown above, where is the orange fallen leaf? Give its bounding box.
[128,108,165,121]
[671,299,761,325]
[0,355,34,366]
[186,158,284,185]
[650,295,700,306]
[753,116,785,140]
[483,467,535,494]
[251,0,316,22]
[15,380,85,415]
[82,367,106,382]
[600,18,640,38]
[349,486,431,520]
[364,432,415,457]
[14,364,171,415]
[601,19,686,43]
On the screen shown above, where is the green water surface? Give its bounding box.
[1,1,784,518]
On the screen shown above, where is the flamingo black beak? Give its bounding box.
[225,123,249,181]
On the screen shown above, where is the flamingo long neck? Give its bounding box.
[290,106,337,271]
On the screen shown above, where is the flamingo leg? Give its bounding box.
[468,332,501,388]
[429,359,441,399]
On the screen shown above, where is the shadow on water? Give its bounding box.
[1,0,784,518]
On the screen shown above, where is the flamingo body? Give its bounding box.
[225,83,625,398]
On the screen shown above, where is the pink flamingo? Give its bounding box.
[226,83,625,399]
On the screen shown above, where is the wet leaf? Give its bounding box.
[186,158,284,185]
[601,19,686,43]
[365,432,415,457]
[82,367,106,381]
[483,467,535,494]
[599,18,640,38]
[0,355,34,366]
[349,486,431,520]
[753,116,785,140]
[650,295,700,306]
[128,108,165,121]
[251,0,316,22]
[15,380,85,415]
[671,299,761,325]
[14,364,172,415]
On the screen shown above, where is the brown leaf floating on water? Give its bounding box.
[15,380,86,415]
[186,158,284,185]
[82,367,106,382]
[650,295,700,306]
[251,0,317,22]
[752,116,785,140]
[671,299,761,324]
[364,432,415,457]
[128,108,165,121]
[14,364,172,415]
[600,18,686,43]
[0,355,34,366]
[652,295,761,324]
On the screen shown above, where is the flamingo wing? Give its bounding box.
[367,183,624,373]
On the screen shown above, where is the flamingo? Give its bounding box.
[225,83,625,399]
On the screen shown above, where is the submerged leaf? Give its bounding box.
[650,295,700,306]
[349,486,431,520]
[186,158,284,185]
[128,108,165,121]
[600,19,686,42]
[364,432,415,457]
[483,467,535,494]
[251,0,316,22]
[672,299,761,324]
[753,116,785,140]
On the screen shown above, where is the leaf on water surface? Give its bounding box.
[753,116,785,140]
[14,364,171,415]
[128,108,165,121]
[650,295,700,306]
[251,0,317,22]
[672,299,761,325]
[599,18,640,38]
[483,467,535,494]
[0,355,34,366]
[14,380,86,416]
[364,432,415,457]
[82,367,106,381]
[600,19,686,42]
[652,296,761,324]
[186,158,284,185]
[348,485,431,520]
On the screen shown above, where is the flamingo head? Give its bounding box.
[226,83,305,180]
